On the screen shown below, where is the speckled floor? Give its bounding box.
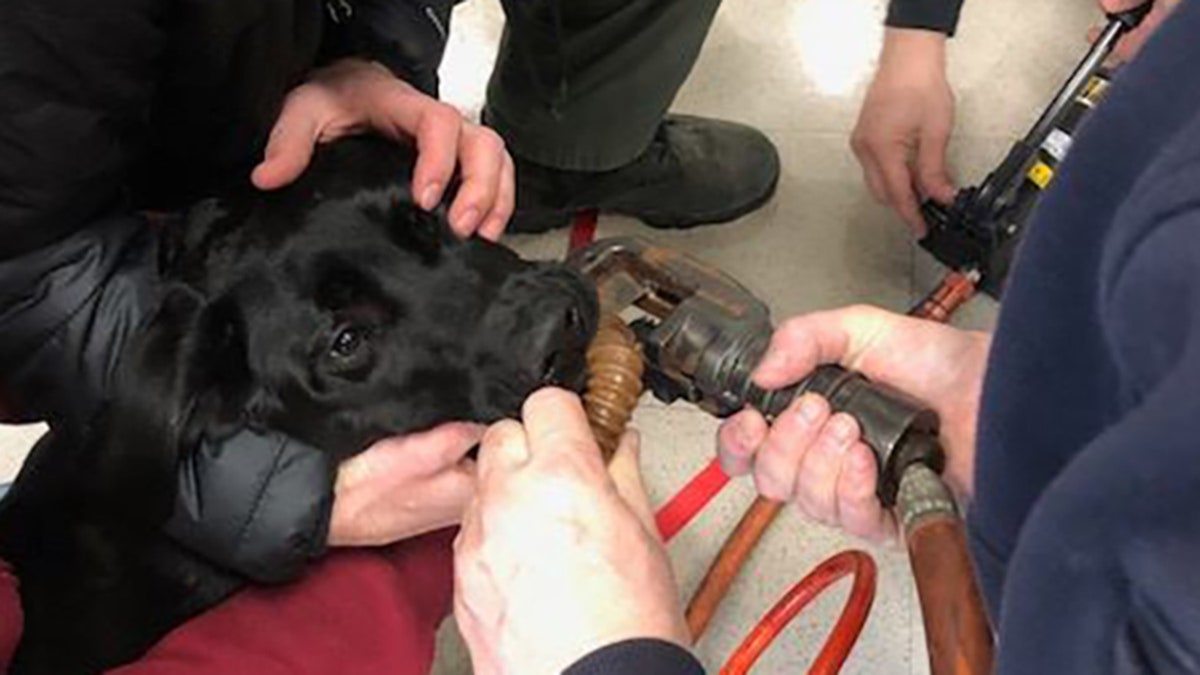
[0,1,1102,672]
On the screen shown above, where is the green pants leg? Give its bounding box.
[486,0,723,172]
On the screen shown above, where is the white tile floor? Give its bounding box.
[0,0,1101,672]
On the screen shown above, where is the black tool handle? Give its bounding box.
[741,364,943,507]
[974,0,1153,217]
[1109,0,1154,29]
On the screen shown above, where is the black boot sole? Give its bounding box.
[507,170,779,234]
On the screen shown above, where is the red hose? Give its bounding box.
[657,460,877,674]
[567,210,599,253]
[720,551,877,675]
[655,459,730,541]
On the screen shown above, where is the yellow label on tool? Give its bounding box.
[1079,76,1111,108]
[1027,161,1055,189]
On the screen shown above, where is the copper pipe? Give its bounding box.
[898,466,994,675]
[686,497,784,639]
[910,270,979,323]
[583,314,644,462]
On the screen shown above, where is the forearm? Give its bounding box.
[0,216,160,432]
[167,430,334,583]
[876,27,947,80]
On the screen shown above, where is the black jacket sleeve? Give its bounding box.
[886,0,965,35]
[564,640,705,675]
[0,0,333,583]
[322,0,459,96]
[167,432,335,584]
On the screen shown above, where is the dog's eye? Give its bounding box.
[330,325,369,359]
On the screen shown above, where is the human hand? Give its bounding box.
[717,306,990,540]
[1094,0,1182,64]
[328,422,481,547]
[852,29,957,236]
[454,388,688,675]
[251,58,513,240]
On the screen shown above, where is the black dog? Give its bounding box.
[0,136,598,673]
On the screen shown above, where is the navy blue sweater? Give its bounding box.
[971,1,1200,671]
[568,2,1200,673]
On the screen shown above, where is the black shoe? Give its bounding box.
[506,115,781,233]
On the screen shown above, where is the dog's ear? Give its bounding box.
[163,196,251,281]
[385,201,457,265]
[98,285,256,525]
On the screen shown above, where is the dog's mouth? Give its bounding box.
[537,347,590,392]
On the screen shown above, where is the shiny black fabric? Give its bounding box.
[887,0,965,35]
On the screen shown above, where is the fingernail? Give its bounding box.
[757,348,788,375]
[460,422,487,439]
[420,183,442,210]
[798,395,823,423]
[455,208,480,233]
[830,415,856,442]
[733,418,756,450]
[500,438,530,466]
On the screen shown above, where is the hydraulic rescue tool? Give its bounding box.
[568,6,1155,672]
[919,1,1153,297]
[570,237,992,674]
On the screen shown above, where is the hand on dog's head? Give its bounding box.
[113,136,598,481]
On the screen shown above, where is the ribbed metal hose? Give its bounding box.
[583,314,644,462]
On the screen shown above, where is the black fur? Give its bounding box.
[0,136,598,673]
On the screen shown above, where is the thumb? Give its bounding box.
[606,430,658,536]
[916,129,956,205]
[251,97,322,190]
[753,306,894,390]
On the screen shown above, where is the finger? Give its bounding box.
[406,99,464,211]
[477,420,530,485]
[850,135,889,206]
[478,151,515,241]
[1098,0,1142,11]
[753,305,898,390]
[716,409,769,476]
[835,442,895,541]
[452,527,504,675]
[251,93,324,190]
[753,394,829,502]
[412,461,479,533]
[878,150,925,234]
[606,431,658,535]
[792,413,860,526]
[448,125,507,238]
[861,160,890,208]
[916,128,956,205]
[521,388,601,465]
[405,422,487,469]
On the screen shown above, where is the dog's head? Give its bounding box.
[115,136,598,467]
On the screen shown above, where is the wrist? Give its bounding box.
[878,28,947,76]
[942,331,990,498]
[327,464,363,546]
